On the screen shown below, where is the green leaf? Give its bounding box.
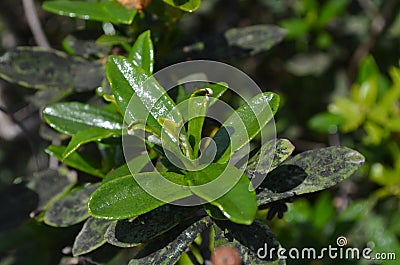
[279,18,310,39]
[129,217,213,265]
[209,92,279,163]
[103,154,152,182]
[105,204,198,247]
[88,173,192,219]
[256,146,365,206]
[129,30,154,74]
[186,163,257,225]
[214,221,284,265]
[46,145,105,178]
[44,184,99,227]
[187,94,209,158]
[42,1,136,24]
[0,47,103,90]
[318,0,348,27]
[224,25,287,55]
[308,112,343,133]
[72,217,112,256]
[245,139,295,177]
[43,102,123,136]
[26,169,77,210]
[62,128,120,160]
[163,0,201,12]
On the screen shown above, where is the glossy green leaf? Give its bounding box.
[88,173,191,219]
[129,217,213,265]
[245,138,295,177]
[186,163,257,225]
[42,1,136,24]
[62,128,120,160]
[26,169,77,210]
[129,30,154,74]
[46,145,105,178]
[44,184,99,227]
[257,146,365,206]
[214,221,284,265]
[187,94,209,158]
[0,47,103,90]
[209,92,279,163]
[163,0,201,12]
[103,154,152,182]
[224,25,287,55]
[43,102,123,136]
[105,204,198,247]
[72,217,112,256]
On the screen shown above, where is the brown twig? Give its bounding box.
[22,0,51,48]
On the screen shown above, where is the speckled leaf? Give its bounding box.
[62,128,121,160]
[0,47,103,90]
[129,30,154,74]
[105,204,198,247]
[88,173,192,220]
[43,1,136,24]
[103,154,151,182]
[185,163,257,225]
[26,169,77,210]
[207,92,279,163]
[257,146,365,206]
[46,145,105,178]
[44,183,99,227]
[214,222,285,265]
[224,25,286,55]
[72,217,112,256]
[163,0,201,12]
[129,217,213,265]
[244,139,295,187]
[43,102,123,136]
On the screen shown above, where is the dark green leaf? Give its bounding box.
[46,145,105,178]
[43,102,123,135]
[63,34,110,58]
[88,173,192,219]
[129,30,154,74]
[318,0,348,27]
[257,146,365,206]
[129,217,213,265]
[214,222,285,265]
[26,169,77,210]
[224,25,287,55]
[72,217,112,256]
[62,128,121,160]
[0,47,103,90]
[186,163,257,225]
[105,204,198,247]
[209,92,279,163]
[163,0,201,12]
[44,184,99,227]
[103,154,152,182]
[42,1,136,24]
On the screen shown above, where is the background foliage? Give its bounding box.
[0,0,399,264]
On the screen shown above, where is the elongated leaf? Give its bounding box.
[88,173,192,219]
[26,169,77,210]
[103,154,152,182]
[46,145,105,178]
[129,30,154,74]
[208,92,279,163]
[63,128,120,160]
[224,25,287,55]
[42,1,136,24]
[0,47,103,90]
[43,102,123,136]
[105,204,198,247]
[186,163,257,225]
[44,184,99,227]
[163,0,201,12]
[214,222,285,265]
[72,217,112,256]
[129,217,213,265]
[187,95,209,158]
[257,146,365,206]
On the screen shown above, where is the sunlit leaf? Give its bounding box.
[129,30,154,74]
[163,0,201,12]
